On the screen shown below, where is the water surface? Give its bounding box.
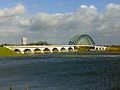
[0,52,120,90]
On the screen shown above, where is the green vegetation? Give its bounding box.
[28,41,49,45]
[77,46,120,52]
[0,47,25,56]
[106,46,120,52]
[77,46,91,52]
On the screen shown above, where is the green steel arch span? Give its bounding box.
[69,34,95,45]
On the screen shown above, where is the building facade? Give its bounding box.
[21,37,27,45]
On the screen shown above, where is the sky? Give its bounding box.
[0,0,120,45]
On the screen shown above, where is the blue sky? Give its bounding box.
[0,0,120,14]
[0,0,120,45]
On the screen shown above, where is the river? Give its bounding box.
[0,52,120,90]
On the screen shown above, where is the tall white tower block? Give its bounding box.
[21,37,27,45]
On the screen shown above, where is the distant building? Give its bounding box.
[21,37,27,45]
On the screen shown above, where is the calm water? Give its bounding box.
[0,52,120,90]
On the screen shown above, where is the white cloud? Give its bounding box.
[30,4,97,32]
[0,3,120,44]
[0,4,29,43]
[0,4,27,27]
[29,3,120,44]
[0,4,25,17]
[28,4,97,43]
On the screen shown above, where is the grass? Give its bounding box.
[106,46,120,52]
[0,47,25,56]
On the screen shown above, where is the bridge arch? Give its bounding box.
[60,47,67,52]
[43,48,51,53]
[69,34,95,45]
[34,48,41,54]
[68,47,74,52]
[52,48,59,53]
[14,49,21,53]
[24,49,32,54]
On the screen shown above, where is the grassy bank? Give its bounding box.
[77,46,120,52]
[106,46,120,52]
[0,47,25,56]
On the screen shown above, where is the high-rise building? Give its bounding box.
[21,37,27,45]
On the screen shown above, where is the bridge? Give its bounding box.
[5,45,107,54]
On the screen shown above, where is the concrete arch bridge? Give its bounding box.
[5,45,106,54]
[5,45,77,54]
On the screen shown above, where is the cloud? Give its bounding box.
[28,5,98,44]
[30,5,97,43]
[30,5,97,31]
[0,4,30,43]
[28,3,120,44]
[0,4,27,27]
[0,4,25,17]
[93,3,120,35]
[0,3,120,44]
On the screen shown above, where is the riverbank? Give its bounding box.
[0,47,25,56]
[31,52,120,58]
[106,45,120,52]
[0,46,120,56]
